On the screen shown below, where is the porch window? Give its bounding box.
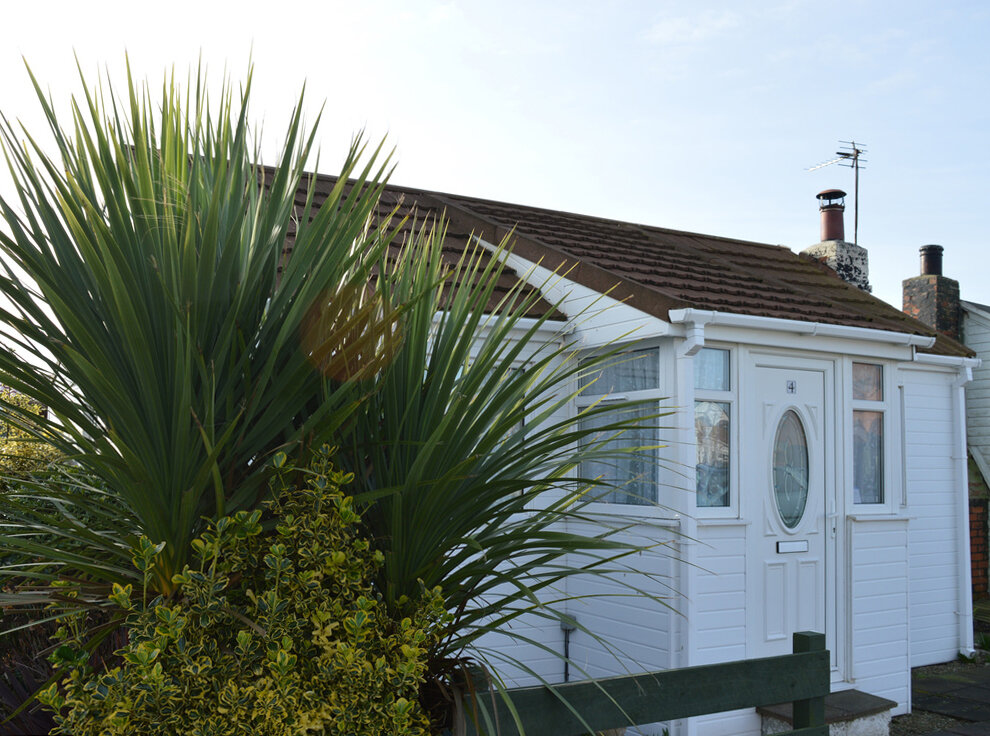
[578,348,660,505]
[695,348,732,508]
[852,362,884,504]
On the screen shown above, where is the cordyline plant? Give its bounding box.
[0,61,674,731]
[0,62,407,604]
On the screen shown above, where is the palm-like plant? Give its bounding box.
[0,62,406,605]
[341,231,674,703]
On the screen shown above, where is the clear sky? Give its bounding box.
[2,0,987,311]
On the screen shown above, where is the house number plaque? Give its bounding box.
[786,380,796,394]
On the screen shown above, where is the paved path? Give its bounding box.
[912,665,990,735]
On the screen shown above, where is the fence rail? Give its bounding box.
[459,631,829,736]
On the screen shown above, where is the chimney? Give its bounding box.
[902,244,961,341]
[800,189,871,292]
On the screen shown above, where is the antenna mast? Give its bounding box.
[806,141,867,245]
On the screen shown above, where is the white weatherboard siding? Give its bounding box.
[693,523,748,665]
[904,368,962,667]
[692,521,760,736]
[473,610,565,687]
[848,519,910,713]
[963,306,990,473]
[564,523,676,680]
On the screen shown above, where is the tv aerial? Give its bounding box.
[806,141,867,245]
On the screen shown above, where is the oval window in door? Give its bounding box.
[773,410,810,529]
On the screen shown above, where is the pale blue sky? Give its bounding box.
[2,0,988,310]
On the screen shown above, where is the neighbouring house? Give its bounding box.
[304,175,975,735]
[903,249,990,600]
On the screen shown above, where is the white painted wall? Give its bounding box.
[903,367,963,667]
[847,518,910,713]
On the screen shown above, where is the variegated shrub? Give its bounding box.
[41,446,447,736]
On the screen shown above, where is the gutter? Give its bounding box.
[668,309,937,348]
[910,352,981,369]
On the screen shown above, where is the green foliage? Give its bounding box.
[0,61,408,600]
[0,387,60,484]
[40,447,446,736]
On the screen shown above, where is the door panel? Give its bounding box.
[745,358,835,666]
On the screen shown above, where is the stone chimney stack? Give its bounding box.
[902,244,961,341]
[800,189,871,292]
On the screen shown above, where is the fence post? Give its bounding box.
[791,631,826,731]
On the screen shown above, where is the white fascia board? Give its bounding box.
[698,325,918,360]
[668,308,936,348]
[475,237,672,348]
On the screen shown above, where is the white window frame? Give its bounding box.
[575,344,664,515]
[694,343,739,518]
[849,360,893,510]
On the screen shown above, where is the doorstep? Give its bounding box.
[758,689,897,736]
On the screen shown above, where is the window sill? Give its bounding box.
[582,502,679,524]
[696,517,750,527]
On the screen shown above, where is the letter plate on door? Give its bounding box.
[776,540,809,554]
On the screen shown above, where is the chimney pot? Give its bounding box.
[920,244,944,276]
[816,189,846,242]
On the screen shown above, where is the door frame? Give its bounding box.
[742,349,845,682]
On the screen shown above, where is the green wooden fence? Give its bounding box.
[458,631,829,736]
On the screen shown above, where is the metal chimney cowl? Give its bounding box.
[800,189,872,292]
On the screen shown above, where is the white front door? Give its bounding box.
[745,355,837,668]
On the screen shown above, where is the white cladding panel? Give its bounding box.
[694,523,748,664]
[692,522,761,736]
[473,611,565,687]
[849,519,910,713]
[964,310,990,469]
[905,369,961,666]
[565,523,676,680]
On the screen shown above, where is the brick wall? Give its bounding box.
[971,498,988,600]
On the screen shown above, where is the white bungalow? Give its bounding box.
[313,177,977,735]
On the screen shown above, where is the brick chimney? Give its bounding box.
[800,189,871,292]
[902,244,961,341]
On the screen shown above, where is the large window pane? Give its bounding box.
[696,401,730,507]
[853,410,883,503]
[580,348,659,395]
[853,363,883,401]
[695,348,730,391]
[579,404,657,505]
[772,410,809,527]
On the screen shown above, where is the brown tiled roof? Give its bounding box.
[293,171,972,358]
[282,172,562,319]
